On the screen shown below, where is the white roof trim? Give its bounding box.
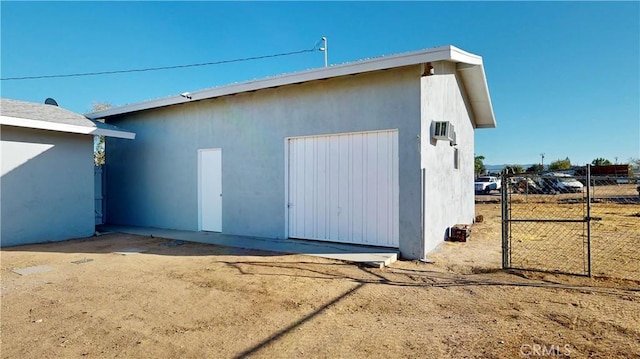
[1,115,136,139]
[87,45,496,128]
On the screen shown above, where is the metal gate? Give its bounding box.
[502,165,640,280]
[502,169,592,276]
[95,165,105,225]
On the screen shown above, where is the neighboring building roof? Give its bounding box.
[1,98,135,139]
[86,45,496,128]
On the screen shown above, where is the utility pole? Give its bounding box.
[540,153,545,171]
[319,37,328,67]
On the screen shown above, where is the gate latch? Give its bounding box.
[585,216,602,221]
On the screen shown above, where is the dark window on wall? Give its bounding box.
[454,148,460,169]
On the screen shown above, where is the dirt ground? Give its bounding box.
[1,204,639,358]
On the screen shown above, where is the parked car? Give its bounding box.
[511,177,546,194]
[545,173,584,193]
[475,176,501,194]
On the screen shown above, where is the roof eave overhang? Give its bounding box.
[0,115,136,139]
[86,45,496,129]
[456,63,496,129]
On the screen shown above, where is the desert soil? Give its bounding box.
[1,203,639,358]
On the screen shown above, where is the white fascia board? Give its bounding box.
[448,46,483,66]
[474,65,496,128]
[86,45,486,120]
[456,62,496,128]
[0,115,136,139]
[95,127,136,139]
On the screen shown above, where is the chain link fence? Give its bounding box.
[588,176,640,280]
[502,166,640,281]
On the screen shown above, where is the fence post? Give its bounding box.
[501,172,509,269]
[586,164,592,277]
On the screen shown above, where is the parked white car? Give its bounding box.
[546,173,584,193]
[475,176,501,194]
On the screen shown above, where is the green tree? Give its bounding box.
[503,164,524,174]
[474,155,486,175]
[591,158,612,166]
[629,157,640,177]
[548,157,572,171]
[92,102,111,166]
[526,164,544,173]
[94,136,105,165]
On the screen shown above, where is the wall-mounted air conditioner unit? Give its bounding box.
[432,121,456,144]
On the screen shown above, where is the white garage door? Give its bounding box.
[287,130,399,247]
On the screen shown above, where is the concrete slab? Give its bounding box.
[163,240,186,247]
[99,225,398,267]
[12,265,54,276]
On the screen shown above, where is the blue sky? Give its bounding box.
[1,1,638,166]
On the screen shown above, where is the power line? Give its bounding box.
[1,43,321,81]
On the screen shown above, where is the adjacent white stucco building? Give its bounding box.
[0,98,134,247]
[87,45,496,259]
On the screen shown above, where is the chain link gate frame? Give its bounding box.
[502,168,593,276]
[501,165,640,280]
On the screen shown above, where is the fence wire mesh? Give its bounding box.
[503,172,590,276]
[588,176,640,280]
[502,167,640,280]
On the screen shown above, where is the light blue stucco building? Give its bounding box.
[88,45,496,260]
[0,98,134,247]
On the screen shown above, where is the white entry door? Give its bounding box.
[287,130,399,247]
[199,149,222,232]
